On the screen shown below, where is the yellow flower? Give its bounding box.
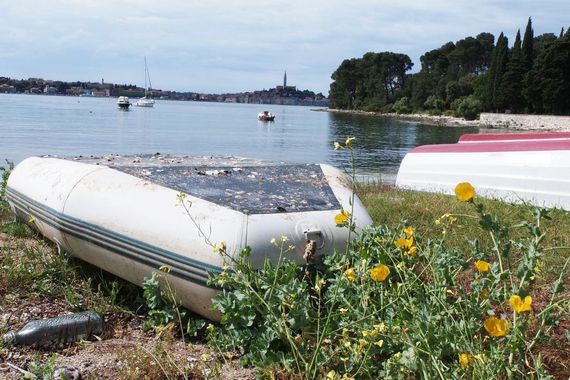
[455,182,475,202]
[403,227,414,237]
[335,210,350,225]
[345,136,355,148]
[370,264,390,282]
[373,323,388,333]
[28,216,37,224]
[314,278,326,292]
[334,141,343,150]
[459,353,474,369]
[212,241,226,256]
[206,323,215,333]
[484,316,510,337]
[394,236,407,248]
[509,295,532,313]
[395,235,416,256]
[474,260,490,273]
[395,236,413,249]
[344,268,357,282]
[176,192,187,203]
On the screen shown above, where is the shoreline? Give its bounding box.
[323,109,570,131]
[323,108,483,127]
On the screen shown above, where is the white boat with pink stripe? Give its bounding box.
[396,132,570,211]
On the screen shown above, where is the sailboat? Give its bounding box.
[135,57,155,107]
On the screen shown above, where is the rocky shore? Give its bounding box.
[324,108,484,127]
[324,109,570,131]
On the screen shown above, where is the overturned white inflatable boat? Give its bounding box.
[6,155,372,320]
[396,132,570,211]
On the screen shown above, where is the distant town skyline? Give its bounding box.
[0,1,567,95]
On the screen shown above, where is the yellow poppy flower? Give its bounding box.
[458,353,474,368]
[345,136,355,148]
[484,316,510,337]
[403,227,414,237]
[395,236,413,248]
[394,236,407,248]
[335,210,350,225]
[455,182,475,202]
[370,264,390,282]
[406,246,418,256]
[509,295,532,313]
[344,268,357,282]
[474,260,490,273]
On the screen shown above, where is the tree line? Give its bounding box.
[329,18,570,119]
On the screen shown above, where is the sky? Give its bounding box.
[0,0,567,95]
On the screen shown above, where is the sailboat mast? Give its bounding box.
[146,57,152,93]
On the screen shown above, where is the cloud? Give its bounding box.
[0,0,567,94]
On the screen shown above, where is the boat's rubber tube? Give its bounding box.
[7,157,372,320]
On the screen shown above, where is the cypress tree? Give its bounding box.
[489,33,509,111]
[560,27,565,39]
[499,31,525,112]
[522,17,534,71]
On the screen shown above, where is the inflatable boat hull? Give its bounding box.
[7,157,372,320]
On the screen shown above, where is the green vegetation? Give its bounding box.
[330,17,570,117]
[200,186,570,378]
[359,185,570,283]
[2,154,570,378]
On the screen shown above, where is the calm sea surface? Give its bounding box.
[0,94,479,181]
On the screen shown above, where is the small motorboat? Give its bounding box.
[396,132,570,210]
[117,96,130,110]
[258,111,275,121]
[6,155,372,320]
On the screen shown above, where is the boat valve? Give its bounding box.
[304,229,324,249]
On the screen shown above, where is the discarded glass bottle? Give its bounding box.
[3,311,103,346]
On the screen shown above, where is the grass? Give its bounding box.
[358,184,570,285]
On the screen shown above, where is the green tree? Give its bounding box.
[499,30,525,112]
[329,52,413,111]
[455,95,483,119]
[525,31,570,114]
[522,17,534,71]
[329,58,360,109]
[479,32,509,111]
[392,97,412,114]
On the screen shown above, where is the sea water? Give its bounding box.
[0,94,478,181]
